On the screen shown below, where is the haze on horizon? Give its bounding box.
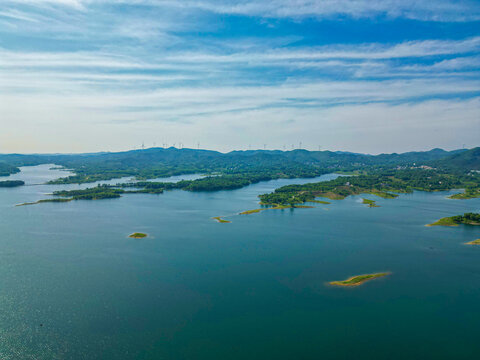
[1,0,479,155]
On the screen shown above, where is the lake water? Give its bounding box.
[1,165,480,359]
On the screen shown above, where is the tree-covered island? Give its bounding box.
[0,180,25,187]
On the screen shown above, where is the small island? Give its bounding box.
[362,198,379,207]
[465,239,480,245]
[0,180,25,187]
[212,217,231,223]
[427,213,480,227]
[329,272,390,287]
[129,232,147,238]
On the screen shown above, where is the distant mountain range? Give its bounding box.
[0,147,478,181]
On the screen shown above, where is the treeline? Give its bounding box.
[0,180,25,187]
[450,213,480,224]
[54,185,123,200]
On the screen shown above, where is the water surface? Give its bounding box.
[0,166,479,359]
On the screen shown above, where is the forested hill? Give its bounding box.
[0,163,20,177]
[0,147,472,183]
[434,147,480,171]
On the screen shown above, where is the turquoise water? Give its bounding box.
[1,165,480,359]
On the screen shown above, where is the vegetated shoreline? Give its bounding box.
[427,213,480,227]
[258,168,480,212]
[448,188,480,200]
[13,158,480,211]
[16,198,73,206]
[329,272,390,287]
[465,239,480,245]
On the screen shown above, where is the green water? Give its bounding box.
[1,165,480,359]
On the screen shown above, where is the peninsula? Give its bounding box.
[466,239,480,245]
[427,213,480,227]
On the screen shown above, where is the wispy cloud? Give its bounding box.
[7,0,480,22]
[1,0,479,152]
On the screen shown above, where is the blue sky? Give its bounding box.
[1,0,479,154]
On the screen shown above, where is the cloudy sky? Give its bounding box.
[0,0,479,154]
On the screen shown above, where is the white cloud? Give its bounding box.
[1,37,479,73]
[1,1,479,153]
[5,0,480,21]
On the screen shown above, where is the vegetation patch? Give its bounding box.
[129,232,147,238]
[239,208,266,215]
[362,198,379,207]
[212,217,231,223]
[427,213,480,227]
[240,204,313,215]
[368,191,398,199]
[329,273,390,287]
